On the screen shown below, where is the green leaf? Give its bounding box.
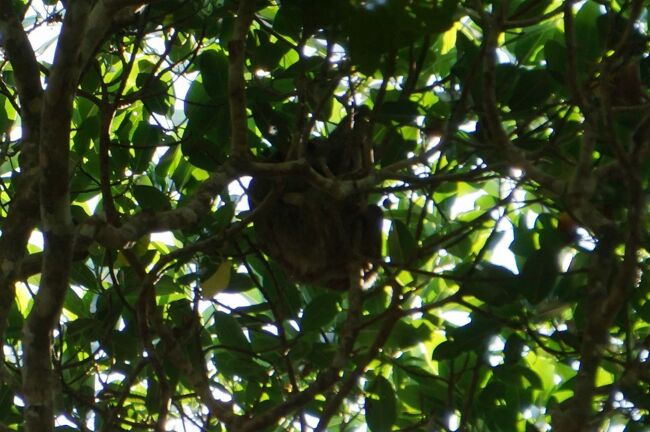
[132,185,171,211]
[388,220,417,264]
[509,69,552,111]
[398,383,446,414]
[213,350,266,380]
[213,201,235,231]
[131,123,160,172]
[106,329,139,363]
[142,75,171,115]
[145,371,161,412]
[301,294,339,331]
[574,2,605,64]
[252,33,290,71]
[510,214,535,259]
[5,304,23,340]
[0,384,19,424]
[509,0,552,21]
[365,376,397,432]
[462,263,517,306]
[154,146,181,179]
[66,318,102,346]
[504,333,525,364]
[428,0,459,33]
[183,79,223,137]
[223,273,255,293]
[0,95,11,133]
[433,317,500,360]
[63,289,88,318]
[70,262,99,291]
[385,320,431,350]
[518,246,560,305]
[181,135,225,171]
[212,310,252,351]
[544,38,567,84]
[199,50,229,101]
[273,3,302,39]
[376,100,420,124]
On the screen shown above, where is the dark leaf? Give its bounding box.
[198,50,229,102]
[132,185,171,211]
[301,294,339,331]
[212,310,252,351]
[365,376,397,432]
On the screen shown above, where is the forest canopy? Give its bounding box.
[0,0,649,431]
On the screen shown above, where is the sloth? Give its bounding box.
[248,107,382,291]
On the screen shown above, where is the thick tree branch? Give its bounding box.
[0,0,160,368]
[562,1,588,112]
[14,167,234,281]
[0,0,44,354]
[562,160,644,432]
[21,3,91,430]
[80,0,158,71]
[94,169,234,248]
[228,0,256,159]
[13,155,482,281]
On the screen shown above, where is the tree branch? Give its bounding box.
[560,148,645,432]
[80,0,158,72]
[22,3,91,430]
[228,0,256,159]
[0,0,44,356]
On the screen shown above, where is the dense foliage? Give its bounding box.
[1,0,649,431]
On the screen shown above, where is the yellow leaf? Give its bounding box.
[441,23,458,55]
[202,260,232,298]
